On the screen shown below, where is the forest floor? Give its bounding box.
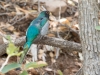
[0,0,82,75]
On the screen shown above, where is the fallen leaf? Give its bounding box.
[45,67,53,71]
[49,52,54,58]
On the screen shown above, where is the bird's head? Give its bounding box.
[39,11,50,19]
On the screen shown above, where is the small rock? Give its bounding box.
[32,0,67,16]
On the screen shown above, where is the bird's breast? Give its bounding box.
[40,21,49,35]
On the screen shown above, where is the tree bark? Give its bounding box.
[79,0,100,75]
[14,36,82,52]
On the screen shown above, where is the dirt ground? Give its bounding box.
[0,0,82,75]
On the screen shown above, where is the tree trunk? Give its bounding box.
[79,0,100,75]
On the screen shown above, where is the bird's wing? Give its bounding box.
[25,17,49,44]
[26,25,39,46]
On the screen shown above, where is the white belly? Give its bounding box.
[40,21,49,35]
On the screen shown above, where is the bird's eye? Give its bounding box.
[46,11,49,14]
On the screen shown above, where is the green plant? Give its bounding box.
[57,70,63,75]
[0,35,22,72]
[19,61,47,75]
[1,61,47,74]
[0,36,47,74]
[95,26,100,30]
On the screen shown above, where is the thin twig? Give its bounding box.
[0,32,8,40]
[41,6,46,11]
[58,6,61,20]
[75,66,83,75]
[0,55,11,72]
[0,4,5,9]
[11,16,26,25]
[0,13,9,16]
[38,0,40,13]
[9,15,18,23]
[58,22,79,37]
[0,4,12,11]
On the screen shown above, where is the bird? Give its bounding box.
[19,11,50,64]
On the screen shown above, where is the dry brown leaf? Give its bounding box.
[74,11,79,17]
[49,21,58,31]
[38,49,45,59]
[72,24,79,30]
[49,52,54,58]
[28,68,39,75]
[6,23,15,31]
[3,4,11,8]
[37,61,47,65]
[59,18,71,27]
[39,49,44,54]
[51,58,56,63]
[45,67,53,71]
[67,0,75,6]
[49,15,57,21]
[10,12,16,16]
[38,54,42,59]
[71,68,78,73]
[14,5,37,17]
[0,22,15,32]
[13,31,20,36]
[5,70,18,75]
[14,6,24,15]
[75,62,82,67]
[47,33,55,37]
[58,26,69,32]
[0,2,5,6]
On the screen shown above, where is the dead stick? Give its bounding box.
[0,36,82,56]
[14,36,82,52]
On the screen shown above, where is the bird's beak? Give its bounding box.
[48,12,52,20]
[49,12,52,16]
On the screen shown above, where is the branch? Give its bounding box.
[14,36,82,52]
[0,36,82,56]
[0,55,10,71]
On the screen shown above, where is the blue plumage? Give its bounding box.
[19,11,50,64]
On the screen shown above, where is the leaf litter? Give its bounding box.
[0,0,82,75]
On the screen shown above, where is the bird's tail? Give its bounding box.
[18,42,31,64]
